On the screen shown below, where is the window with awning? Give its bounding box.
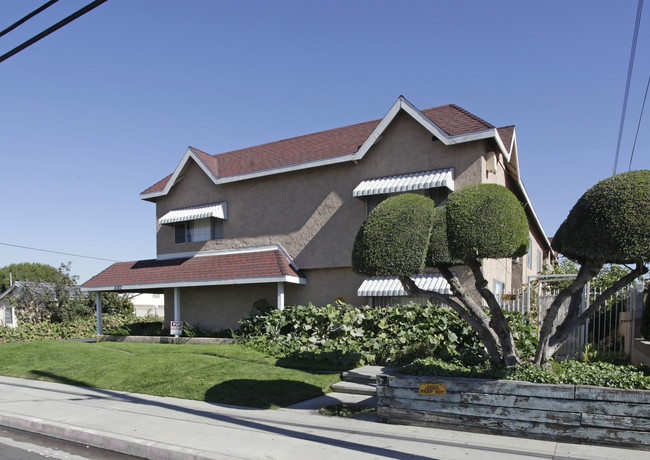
[159,203,227,244]
[352,169,454,198]
[158,202,227,224]
[358,274,451,307]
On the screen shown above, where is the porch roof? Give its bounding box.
[81,249,305,292]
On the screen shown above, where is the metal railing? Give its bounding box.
[502,282,645,359]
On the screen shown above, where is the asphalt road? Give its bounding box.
[0,426,141,459]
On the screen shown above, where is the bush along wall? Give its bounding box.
[238,302,536,367]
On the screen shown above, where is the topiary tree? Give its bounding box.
[353,172,650,368]
[535,170,650,364]
[353,185,529,367]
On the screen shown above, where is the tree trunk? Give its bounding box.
[534,260,602,366]
[399,273,504,367]
[466,260,520,367]
[546,263,648,358]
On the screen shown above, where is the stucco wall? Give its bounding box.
[164,284,276,331]
[155,112,490,270]
[152,110,545,311]
[288,267,367,307]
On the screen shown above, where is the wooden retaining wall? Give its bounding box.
[376,374,650,450]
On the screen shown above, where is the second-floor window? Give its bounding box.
[158,202,227,245]
[354,169,454,215]
[174,218,223,244]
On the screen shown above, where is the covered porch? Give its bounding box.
[81,247,305,335]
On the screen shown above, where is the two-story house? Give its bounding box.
[82,97,552,333]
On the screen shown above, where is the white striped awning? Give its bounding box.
[352,168,454,198]
[158,202,227,225]
[357,274,451,297]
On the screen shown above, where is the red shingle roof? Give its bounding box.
[82,250,301,290]
[497,125,515,154]
[141,103,498,195]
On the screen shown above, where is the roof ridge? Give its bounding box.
[447,104,495,130]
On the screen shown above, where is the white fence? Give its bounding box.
[502,282,645,359]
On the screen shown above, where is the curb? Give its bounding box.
[0,412,222,460]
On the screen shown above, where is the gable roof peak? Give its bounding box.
[141,96,507,199]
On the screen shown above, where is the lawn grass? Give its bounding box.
[0,341,342,408]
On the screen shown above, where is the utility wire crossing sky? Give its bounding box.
[1,0,649,283]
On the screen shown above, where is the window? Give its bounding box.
[175,218,223,244]
[527,237,533,270]
[493,280,505,306]
[537,249,542,273]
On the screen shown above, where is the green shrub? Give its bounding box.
[399,357,650,390]
[351,194,436,277]
[552,170,650,265]
[426,205,464,267]
[238,301,536,367]
[446,183,529,261]
[0,314,162,343]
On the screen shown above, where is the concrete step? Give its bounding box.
[331,380,376,396]
[341,365,394,385]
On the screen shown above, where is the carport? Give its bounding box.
[80,247,305,335]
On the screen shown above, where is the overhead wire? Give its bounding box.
[0,0,60,38]
[613,0,644,174]
[0,242,121,263]
[628,73,650,170]
[0,0,109,64]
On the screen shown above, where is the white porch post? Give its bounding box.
[96,292,102,336]
[277,282,285,311]
[174,287,181,322]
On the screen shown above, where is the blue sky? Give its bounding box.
[1,0,649,283]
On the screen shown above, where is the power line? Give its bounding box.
[613,0,644,174]
[0,0,60,38]
[0,0,109,64]
[629,73,650,170]
[0,242,120,263]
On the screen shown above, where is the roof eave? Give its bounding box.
[81,274,306,293]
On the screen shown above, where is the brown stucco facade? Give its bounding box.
[149,107,551,330]
[82,98,552,332]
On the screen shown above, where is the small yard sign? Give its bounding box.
[419,383,447,396]
[170,321,183,336]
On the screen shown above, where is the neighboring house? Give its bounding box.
[131,292,165,317]
[0,281,83,327]
[81,96,552,332]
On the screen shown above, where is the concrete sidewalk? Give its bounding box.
[0,376,646,460]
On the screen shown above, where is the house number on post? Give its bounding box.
[419,383,447,396]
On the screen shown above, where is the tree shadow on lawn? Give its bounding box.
[28,370,326,409]
[205,379,325,408]
[29,370,92,388]
[275,350,361,372]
